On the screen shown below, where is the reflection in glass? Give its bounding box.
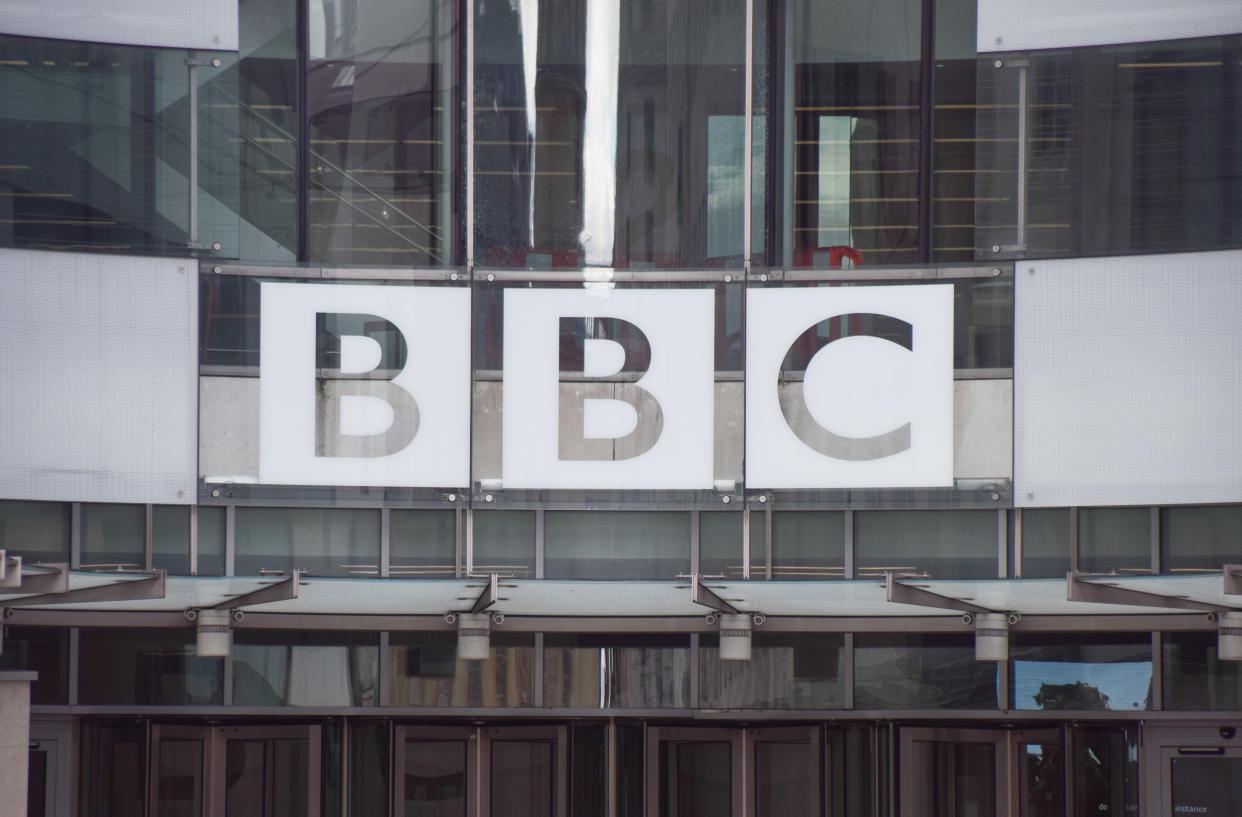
[225,738,309,817]
[157,740,203,817]
[390,509,457,577]
[78,628,222,705]
[1020,508,1069,579]
[1163,631,1242,710]
[855,509,997,579]
[545,511,689,580]
[854,634,997,709]
[307,0,457,265]
[660,742,730,817]
[771,511,844,579]
[1077,507,1150,574]
[699,633,844,709]
[754,741,814,817]
[152,505,191,574]
[911,741,996,817]
[544,634,689,708]
[0,626,69,704]
[1011,633,1152,711]
[80,503,145,571]
[389,632,534,707]
[1073,727,1138,817]
[232,630,378,706]
[472,510,535,577]
[699,512,766,579]
[405,741,467,817]
[82,724,146,817]
[350,721,390,816]
[234,507,380,576]
[1172,758,1242,817]
[0,500,68,565]
[474,0,746,268]
[1161,504,1242,573]
[1019,742,1063,817]
[491,741,553,817]
[197,506,226,576]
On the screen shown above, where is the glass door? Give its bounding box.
[900,728,1010,817]
[210,726,320,817]
[1154,742,1242,816]
[151,725,209,817]
[1012,729,1063,817]
[646,728,743,817]
[396,725,566,817]
[749,727,822,817]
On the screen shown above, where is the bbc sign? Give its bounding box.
[259,282,953,490]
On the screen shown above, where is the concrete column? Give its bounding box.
[0,671,37,817]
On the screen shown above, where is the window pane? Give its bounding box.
[0,626,69,704]
[390,509,457,577]
[699,511,765,579]
[80,503,145,571]
[771,511,844,579]
[544,634,689,708]
[474,0,746,269]
[1163,631,1242,710]
[307,0,457,265]
[854,634,998,709]
[1011,633,1152,711]
[700,633,844,708]
[1073,727,1138,817]
[197,506,226,576]
[0,500,68,564]
[389,631,534,707]
[855,509,997,579]
[232,630,378,706]
[1161,505,1242,573]
[545,511,689,580]
[1078,507,1150,574]
[78,628,222,705]
[152,505,190,575]
[472,511,535,577]
[1021,508,1069,578]
[234,507,380,577]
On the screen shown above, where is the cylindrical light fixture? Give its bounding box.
[196,609,231,658]
[718,613,753,661]
[974,612,1009,662]
[1219,611,1242,660]
[457,612,491,661]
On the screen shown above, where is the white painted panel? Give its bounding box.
[1014,250,1242,507]
[0,248,198,504]
[2,0,238,52]
[979,0,1242,53]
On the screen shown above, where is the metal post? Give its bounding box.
[189,505,199,576]
[464,0,475,269]
[188,55,199,246]
[742,0,754,269]
[70,503,81,570]
[225,506,236,576]
[742,507,751,580]
[535,508,545,579]
[379,631,391,707]
[690,511,700,575]
[997,508,1007,578]
[1015,65,1029,251]
[843,632,855,709]
[844,510,855,579]
[380,507,391,578]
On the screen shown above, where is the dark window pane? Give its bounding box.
[474,0,746,269]
[152,505,190,575]
[1161,505,1242,573]
[390,509,457,577]
[700,633,844,708]
[490,741,553,817]
[80,504,145,571]
[82,724,146,817]
[0,626,68,704]
[545,511,689,580]
[78,628,222,705]
[699,512,765,580]
[472,511,535,578]
[1078,507,1150,574]
[232,630,378,706]
[544,634,689,708]
[771,511,844,579]
[1011,633,1152,711]
[1073,727,1138,817]
[405,740,467,816]
[856,509,997,579]
[1021,508,1070,578]
[854,634,997,709]
[197,506,226,576]
[1163,631,1242,710]
[0,500,68,565]
[389,632,534,707]
[350,721,390,817]
[234,507,380,577]
[1171,757,1242,817]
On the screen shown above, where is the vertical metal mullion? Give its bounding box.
[455,504,464,579]
[225,506,236,576]
[689,632,700,709]
[188,57,199,245]
[1062,723,1075,817]
[67,627,79,706]
[535,508,545,579]
[222,628,233,705]
[465,507,475,576]
[690,510,700,575]
[1150,506,1161,573]
[843,510,855,580]
[764,506,773,580]
[1069,506,1079,574]
[379,631,391,707]
[742,507,751,580]
[380,507,391,578]
[533,632,545,708]
[780,4,794,267]
[70,503,81,570]
[1013,508,1023,579]
[296,0,310,261]
[997,508,1007,579]
[916,0,935,263]
[998,647,1010,711]
[843,632,855,709]
[464,0,475,268]
[742,0,754,268]
[189,505,199,576]
[1151,631,1163,710]
[606,719,617,817]
[1015,65,1029,251]
[144,504,154,571]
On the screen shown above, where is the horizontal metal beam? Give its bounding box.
[691,574,741,614]
[885,573,993,615]
[1067,572,1220,612]
[6,569,163,608]
[210,570,301,610]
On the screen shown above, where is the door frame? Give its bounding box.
[1141,723,1242,816]
[645,726,745,817]
[899,727,1012,817]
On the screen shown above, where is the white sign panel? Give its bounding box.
[746,285,954,489]
[502,288,715,490]
[259,282,470,487]
[978,0,1242,53]
[2,0,239,52]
